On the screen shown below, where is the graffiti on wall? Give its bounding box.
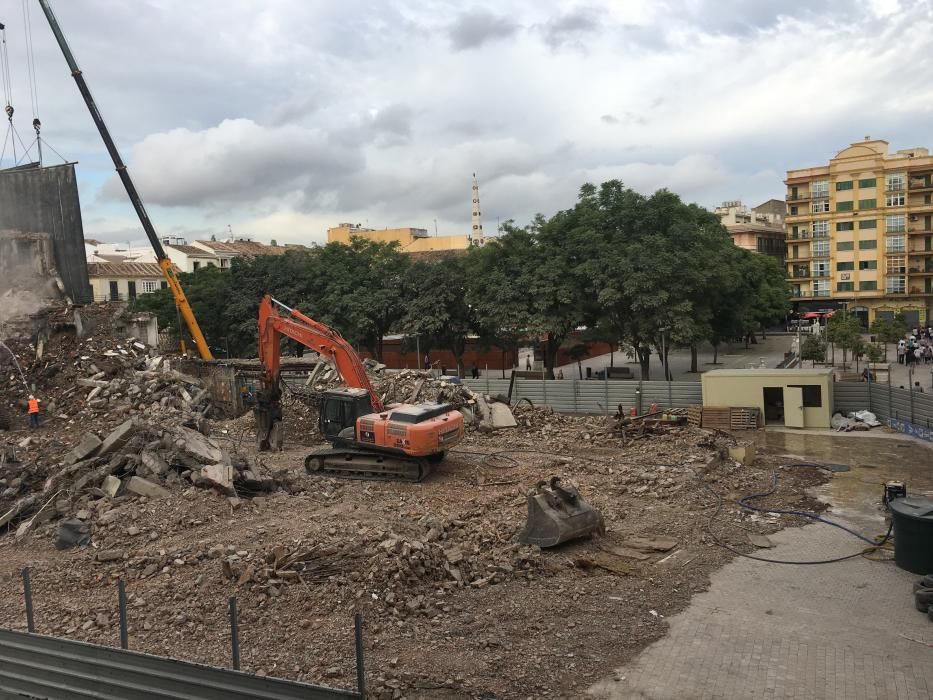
[887,418,933,443]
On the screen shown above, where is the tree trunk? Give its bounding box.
[375,335,384,362]
[637,345,651,380]
[544,333,558,380]
[577,360,583,379]
[713,343,719,365]
[690,345,698,373]
[761,327,767,339]
[610,349,614,368]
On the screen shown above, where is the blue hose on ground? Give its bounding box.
[737,463,888,547]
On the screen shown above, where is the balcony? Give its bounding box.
[908,225,932,234]
[786,192,811,202]
[812,290,831,298]
[789,271,810,279]
[909,286,933,295]
[908,199,933,212]
[908,265,933,275]
[787,231,811,240]
[909,177,933,192]
[909,247,933,255]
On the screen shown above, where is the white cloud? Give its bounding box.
[14,0,926,243]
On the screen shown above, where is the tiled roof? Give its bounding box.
[87,262,169,277]
[195,239,311,257]
[165,244,216,257]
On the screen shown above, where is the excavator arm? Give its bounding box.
[257,295,383,412]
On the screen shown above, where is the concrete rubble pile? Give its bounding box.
[292,361,516,432]
[1,303,295,542]
[217,515,548,617]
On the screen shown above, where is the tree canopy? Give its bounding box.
[133,179,791,375]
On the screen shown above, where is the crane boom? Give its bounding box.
[258,295,383,412]
[37,0,214,361]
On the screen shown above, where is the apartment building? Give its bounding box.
[715,199,786,262]
[785,138,933,328]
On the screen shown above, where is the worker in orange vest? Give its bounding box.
[27,395,40,429]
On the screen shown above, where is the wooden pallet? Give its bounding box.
[687,405,703,427]
[729,407,760,431]
[700,406,731,430]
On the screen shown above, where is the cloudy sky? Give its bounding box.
[0,0,931,246]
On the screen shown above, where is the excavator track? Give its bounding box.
[304,448,432,482]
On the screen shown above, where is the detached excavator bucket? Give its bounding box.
[515,476,605,548]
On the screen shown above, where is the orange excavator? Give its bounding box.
[254,295,465,481]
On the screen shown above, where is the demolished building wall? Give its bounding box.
[0,163,93,304]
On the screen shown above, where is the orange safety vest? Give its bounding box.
[27,399,39,415]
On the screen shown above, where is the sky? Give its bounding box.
[0,0,931,247]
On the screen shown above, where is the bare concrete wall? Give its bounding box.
[0,163,92,303]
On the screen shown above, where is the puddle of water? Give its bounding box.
[751,430,933,532]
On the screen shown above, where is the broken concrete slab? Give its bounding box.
[484,401,517,430]
[101,475,121,497]
[173,426,224,463]
[75,378,109,389]
[140,450,170,476]
[728,445,756,465]
[125,476,171,499]
[98,419,137,458]
[67,433,102,465]
[199,463,235,495]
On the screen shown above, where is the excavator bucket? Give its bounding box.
[515,476,605,548]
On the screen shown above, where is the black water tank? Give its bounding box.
[889,496,933,574]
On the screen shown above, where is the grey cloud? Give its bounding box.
[100,118,364,208]
[601,112,647,126]
[448,9,520,50]
[540,6,603,49]
[671,0,882,36]
[601,114,620,124]
[371,104,413,138]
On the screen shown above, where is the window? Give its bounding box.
[837,282,854,291]
[859,219,877,229]
[160,281,168,290]
[886,235,906,253]
[886,193,905,206]
[837,201,854,211]
[220,258,230,269]
[813,280,830,296]
[886,173,905,191]
[193,261,201,271]
[859,280,877,291]
[812,180,829,198]
[789,384,823,408]
[858,260,877,270]
[837,261,854,271]
[813,261,830,277]
[886,276,906,294]
[811,200,829,213]
[859,240,877,250]
[812,240,830,257]
[859,178,877,188]
[886,214,906,232]
[836,221,854,231]
[858,198,876,209]
[836,241,854,251]
[836,180,853,191]
[792,264,809,278]
[812,220,829,237]
[141,280,158,293]
[790,206,799,215]
[887,257,905,274]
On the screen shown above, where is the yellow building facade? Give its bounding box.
[327,224,473,253]
[785,138,933,327]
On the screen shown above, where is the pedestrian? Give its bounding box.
[915,347,923,365]
[898,339,906,364]
[27,394,40,429]
[914,381,924,394]
[423,353,430,370]
[471,362,479,379]
[557,369,564,379]
[926,345,933,364]
[525,356,532,371]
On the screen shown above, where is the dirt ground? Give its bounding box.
[0,403,830,699]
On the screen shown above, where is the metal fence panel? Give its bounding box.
[462,379,702,414]
[0,629,359,700]
[865,382,933,427]
[833,382,870,416]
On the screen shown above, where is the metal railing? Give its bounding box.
[786,192,811,201]
[2,570,365,700]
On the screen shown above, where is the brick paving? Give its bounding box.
[588,522,933,699]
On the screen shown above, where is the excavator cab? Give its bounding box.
[320,388,375,441]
